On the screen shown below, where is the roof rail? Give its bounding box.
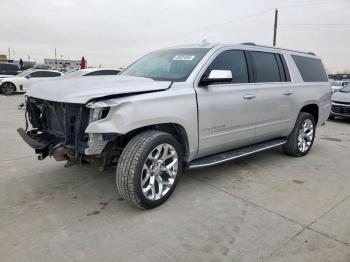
[240,42,256,46]
[239,43,316,56]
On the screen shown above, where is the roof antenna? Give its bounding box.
[200,39,209,46]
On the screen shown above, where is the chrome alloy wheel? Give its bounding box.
[141,143,178,201]
[298,119,314,153]
[1,83,15,95]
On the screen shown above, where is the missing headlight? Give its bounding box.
[88,107,110,123]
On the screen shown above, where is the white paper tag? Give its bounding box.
[173,55,195,61]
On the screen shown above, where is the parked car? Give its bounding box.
[330,80,350,93]
[18,43,331,209]
[329,83,350,119]
[60,68,121,78]
[0,69,62,95]
[0,63,21,79]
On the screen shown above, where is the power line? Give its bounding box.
[278,0,350,9]
[281,23,350,26]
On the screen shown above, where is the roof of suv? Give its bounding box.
[164,43,318,58]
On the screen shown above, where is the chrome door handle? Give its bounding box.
[283,91,293,96]
[243,94,256,100]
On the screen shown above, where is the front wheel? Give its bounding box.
[283,112,316,157]
[116,131,183,209]
[1,82,16,95]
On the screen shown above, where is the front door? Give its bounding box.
[195,49,257,158]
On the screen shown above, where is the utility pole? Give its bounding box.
[273,8,278,46]
[8,48,11,60]
[55,48,57,70]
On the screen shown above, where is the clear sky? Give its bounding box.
[0,0,349,72]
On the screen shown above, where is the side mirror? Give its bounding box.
[25,75,31,79]
[200,70,232,86]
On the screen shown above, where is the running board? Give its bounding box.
[188,138,287,169]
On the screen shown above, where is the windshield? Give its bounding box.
[330,81,341,86]
[16,70,33,77]
[121,48,210,81]
[340,84,350,92]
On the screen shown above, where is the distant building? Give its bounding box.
[0,54,8,63]
[44,58,80,70]
[329,74,350,81]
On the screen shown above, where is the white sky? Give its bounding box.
[0,0,349,72]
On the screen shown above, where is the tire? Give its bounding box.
[328,115,335,120]
[1,82,16,95]
[116,131,183,209]
[283,112,316,157]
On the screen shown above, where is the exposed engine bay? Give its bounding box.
[18,97,118,170]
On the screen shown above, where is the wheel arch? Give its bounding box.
[116,123,190,163]
[300,104,319,125]
[0,81,17,93]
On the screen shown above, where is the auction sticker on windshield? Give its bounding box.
[173,55,195,61]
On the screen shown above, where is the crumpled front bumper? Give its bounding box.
[17,127,62,160]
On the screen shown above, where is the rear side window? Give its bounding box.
[292,55,328,82]
[251,52,281,82]
[102,70,120,75]
[43,71,61,77]
[29,71,44,78]
[204,50,249,84]
[84,71,104,76]
[0,64,18,71]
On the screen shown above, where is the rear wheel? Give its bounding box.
[116,131,183,209]
[1,82,16,95]
[283,112,316,157]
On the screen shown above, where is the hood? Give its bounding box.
[0,76,21,82]
[26,76,171,104]
[332,91,350,103]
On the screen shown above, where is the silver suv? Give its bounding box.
[18,43,331,209]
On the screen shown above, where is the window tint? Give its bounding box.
[102,70,120,75]
[251,52,281,82]
[42,71,61,77]
[204,50,249,84]
[292,55,328,82]
[84,71,104,76]
[0,64,18,71]
[29,71,43,78]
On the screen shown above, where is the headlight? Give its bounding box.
[86,102,110,123]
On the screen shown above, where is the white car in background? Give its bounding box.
[0,69,62,95]
[61,68,121,78]
[330,80,350,93]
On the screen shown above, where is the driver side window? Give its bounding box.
[204,50,249,84]
[28,71,43,78]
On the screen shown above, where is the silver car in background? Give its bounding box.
[330,84,350,119]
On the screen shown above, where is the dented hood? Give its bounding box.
[26,76,171,104]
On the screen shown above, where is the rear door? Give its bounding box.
[248,51,294,142]
[195,49,257,158]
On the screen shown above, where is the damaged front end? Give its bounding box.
[17,96,117,169]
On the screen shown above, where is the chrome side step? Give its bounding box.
[188,138,287,169]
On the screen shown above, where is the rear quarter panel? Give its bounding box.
[284,52,331,128]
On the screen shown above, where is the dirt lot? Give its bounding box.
[0,94,350,262]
